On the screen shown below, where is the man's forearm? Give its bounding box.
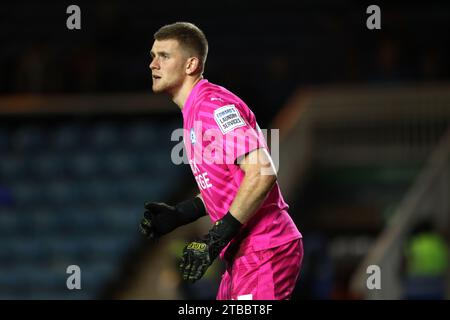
[228,150,277,224]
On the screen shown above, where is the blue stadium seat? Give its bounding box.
[0,185,14,207]
[48,207,105,234]
[30,209,59,233]
[30,207,102,235]
[0,128,11,152]
[114,178,162,203]
[123,120,158,148]
[0,240,13,264]
[0,267,27,291]
[11,181,49,207]
[0,155,29,181]
[84,179,119,203]
[0,209,17,236]
[45,236,88,259]
[135,152,175,178]
[44,179,79,206]
[87,235,134,260]
[12,125,48,152]
[89,122,121,150]
[67,153,100,178]
[31,153,67,179]
[23,266,66,294]
[52,122,84,150]
[100,204,141,231]
[9,238,49,262]
[103,151,138,177]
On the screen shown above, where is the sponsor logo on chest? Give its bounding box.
[214,104,246,134]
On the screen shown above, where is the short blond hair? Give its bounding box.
[154,22,208,73]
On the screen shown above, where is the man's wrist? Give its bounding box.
[209,211,242,246]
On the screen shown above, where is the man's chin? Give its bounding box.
[152,85,165,93]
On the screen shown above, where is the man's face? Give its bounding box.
[149,39,188,94]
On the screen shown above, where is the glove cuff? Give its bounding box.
[207,212,242,250]
[219,211,242,239]
[175,196,207,224]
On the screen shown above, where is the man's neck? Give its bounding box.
[172,76,203,109]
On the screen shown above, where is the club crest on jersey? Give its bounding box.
[190,128,196,144]
[214,104,246,134]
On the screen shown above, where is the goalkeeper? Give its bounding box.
[140,22,303,300]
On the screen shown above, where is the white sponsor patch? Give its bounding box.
[214,105,246,134]
[237,294,253,300]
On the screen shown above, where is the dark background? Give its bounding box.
[1,1,449,124]
[0,0,449,300]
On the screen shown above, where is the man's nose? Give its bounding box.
[149,58,159,70]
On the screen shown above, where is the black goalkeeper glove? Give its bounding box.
[139,197,206,240]
[179,212,242,282]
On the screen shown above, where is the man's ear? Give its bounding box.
[186,57,200,75]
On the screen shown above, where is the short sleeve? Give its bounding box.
[195,98,267,167]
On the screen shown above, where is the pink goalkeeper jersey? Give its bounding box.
[182,79,301,255]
